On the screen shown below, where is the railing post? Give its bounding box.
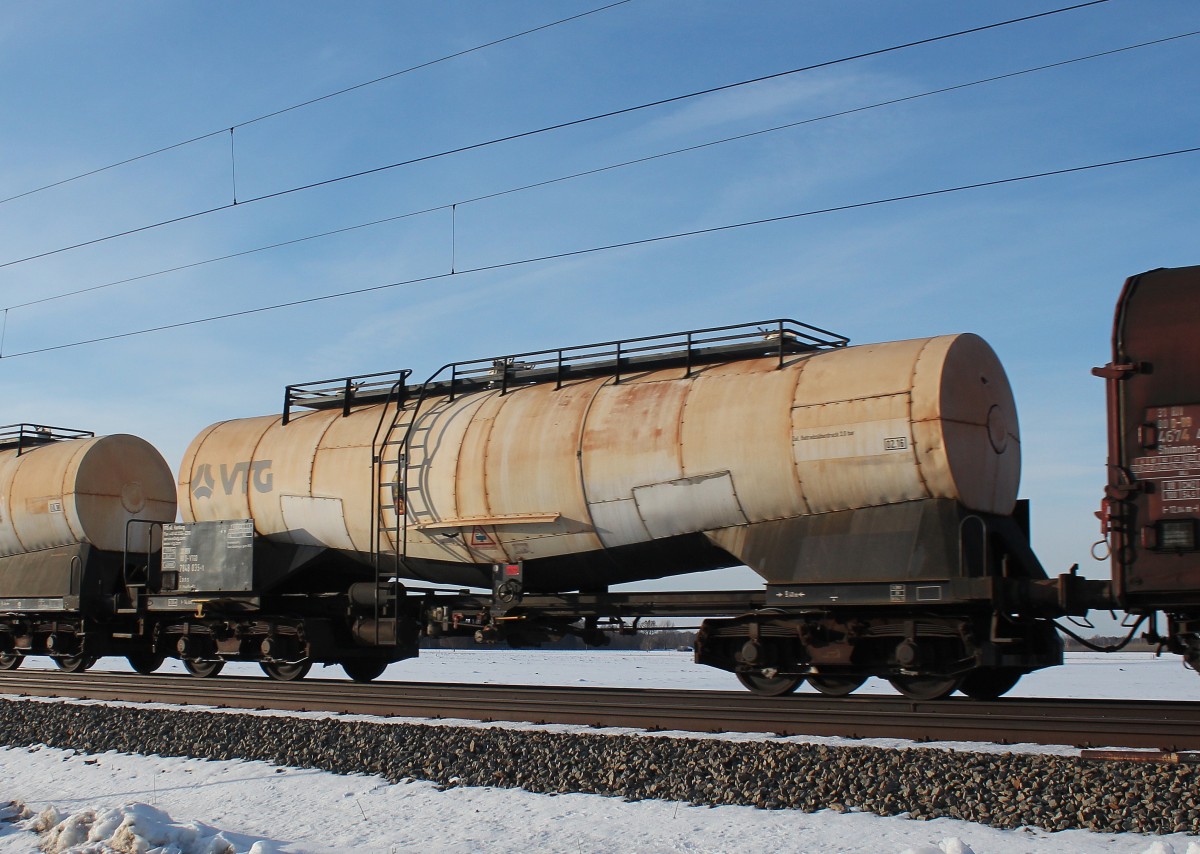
[397,372,409,409]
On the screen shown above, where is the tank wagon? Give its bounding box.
[2,265,1196,700]
[0,426,176,671]
[169,319,1073,698]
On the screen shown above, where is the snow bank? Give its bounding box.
[5,795,1200,854]
[3,800,272,854]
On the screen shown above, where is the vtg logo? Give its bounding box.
[192,460,274,500]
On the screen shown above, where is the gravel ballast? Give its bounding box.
[0,698,1196,835]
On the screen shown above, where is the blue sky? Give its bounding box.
[1,1,1196,596]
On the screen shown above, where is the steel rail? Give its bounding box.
[1,671,1196,751]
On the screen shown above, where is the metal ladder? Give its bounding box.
[368,375,446,641]
[369,384,405,642]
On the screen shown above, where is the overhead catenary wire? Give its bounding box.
[7,28,1192,314]
[0,0,1113,273]
[0,0,636,208]
[1,143,1194,360]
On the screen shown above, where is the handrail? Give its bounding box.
[282,317,849,416]
[429,317,846,390]
[122,518,164,607]
[282,369,411,425]
[0,424,94,455]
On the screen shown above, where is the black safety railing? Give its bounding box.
[0,424,94,455]
[282,369,412,425]
[281,318,849,421]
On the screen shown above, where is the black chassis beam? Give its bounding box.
[768,578,999,609]
[417,589,770,621]
[415,576,1085,625]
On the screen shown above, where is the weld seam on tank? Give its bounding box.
[786,353,815,517]
[446,392,492,544]
[246,412,281,532]
[179,421,226,523]
[575,373,618,557]
[307,407,345,503]
[907,338,935,499]
[464,393,502,562]
[676,373,696,480]
[0,455,29,554]
[63,441,89,546]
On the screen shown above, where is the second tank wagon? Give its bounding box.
[178,323,1021,593]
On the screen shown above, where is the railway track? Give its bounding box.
[0,670,1197,751]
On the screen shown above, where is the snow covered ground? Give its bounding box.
[1,650,1198,853]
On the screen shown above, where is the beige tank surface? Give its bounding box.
[178,333,1020,583]
[0,433,177,556]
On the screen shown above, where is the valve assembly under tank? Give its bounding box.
[177,330,1020,592]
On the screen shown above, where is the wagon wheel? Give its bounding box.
[127,653,165,674]
[958,668,1022,700]
[341,659,388,683]
[260,660,312,681]
[0,652,23,671]
[888,674,961,701]
[182,658,224,678]
[736,672,804,696]
[808,674,866,697]
[55,654,98,674]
